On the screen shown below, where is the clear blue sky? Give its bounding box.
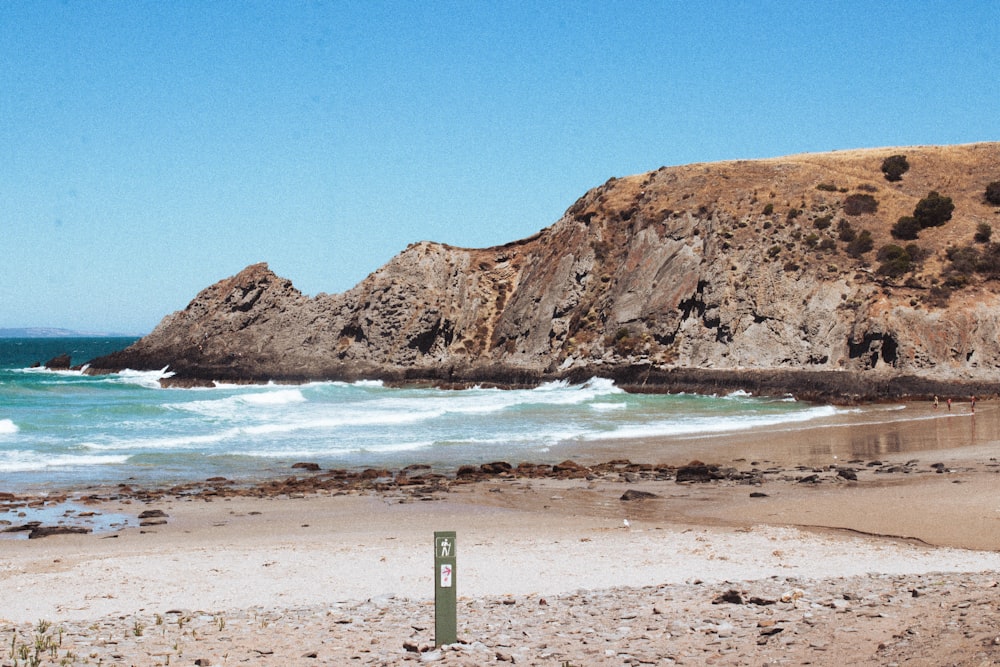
[2,1,997,333]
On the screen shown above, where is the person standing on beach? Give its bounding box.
[934,395,939,409]
[970,395,976,412]
[947,398,952,410]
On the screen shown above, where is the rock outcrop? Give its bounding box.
[88,143,1000,400]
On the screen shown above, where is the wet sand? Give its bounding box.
[1,400,999,665]
[552,396,991,469]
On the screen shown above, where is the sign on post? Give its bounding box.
[434,531,457,646]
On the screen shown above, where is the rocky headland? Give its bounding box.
[87,143,1000,400]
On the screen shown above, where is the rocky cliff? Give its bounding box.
[89,143,1000,399]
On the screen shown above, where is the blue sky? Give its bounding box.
[2,1,997,333]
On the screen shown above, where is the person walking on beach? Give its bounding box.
[970,395,976,413]
[947,398,952,411]
[934,395,939,409]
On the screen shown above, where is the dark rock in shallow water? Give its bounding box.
[292,462,321,471]
[44,353,72,370]
[2,521,40,534]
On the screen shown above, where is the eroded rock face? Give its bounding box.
[88,143,1000,399]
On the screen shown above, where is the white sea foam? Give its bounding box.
[115,367,174,388]
[589,402,626,412]
[0,419,18,435]
[238,389,307,406]
[82,430,234,451]
[177,389,309,417]
[242,438,437,459]
[0,451,130,473]
[724,389,754,398]
[581,404,840,441]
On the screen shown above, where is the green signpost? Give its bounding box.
[433,531,457,646]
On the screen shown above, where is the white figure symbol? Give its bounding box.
[439,538,451,557]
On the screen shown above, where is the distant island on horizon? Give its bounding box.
[0,327,142,338]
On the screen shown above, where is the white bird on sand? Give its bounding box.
[623,518,631,529]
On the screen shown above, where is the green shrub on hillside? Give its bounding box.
[843,193,878,216]
[881,155,910,182]
[986,181,1000,206]
[946,245,980,276]
[813,215,833,230]
[891,216,920,240]
[975,243,1000,278]
[837,219,856,242]
[846,230,874,257]
[975,223,993,244]
[913,191,954,228]
[876,245,911,277]
[876,243,922,277]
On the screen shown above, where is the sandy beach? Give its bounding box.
[2,401,1000,665]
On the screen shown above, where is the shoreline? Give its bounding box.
[85,358,1000,403]
[2,402,999,664]
[2,400,995,544]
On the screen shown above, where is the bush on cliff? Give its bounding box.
[987,181,1000,206]
[945,245,980,279]
[881,154,910,182]
[891,216,921,240]
[876,244,921,277]
[843,193,879,216]
[846,230,874,258]
[913,191,954,228]
[974,223,992,244]
[837,219,856,242]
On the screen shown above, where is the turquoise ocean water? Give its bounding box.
[0,337,842,494]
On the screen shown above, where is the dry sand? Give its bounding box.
[2,401,1000,665]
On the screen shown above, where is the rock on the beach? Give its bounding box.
[28,525,91,539]
[620,489,661,501]
[138,509,170,527]
[675,461,723,483]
